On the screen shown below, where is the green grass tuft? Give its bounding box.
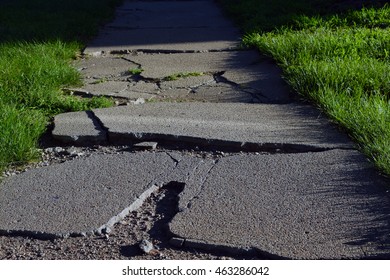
[128,68,144,75]
[0,103,46,171]
[164,72,204,81]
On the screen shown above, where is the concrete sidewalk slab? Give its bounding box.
[91,102,352,149]
[84,0,240,54]
[5,0,390,261]
[170,149,390,259]
[84,27,240,54]
[0,152,207,238]
[159,84,255,103]
[1,149,388,259]
[52,111,107,145]
[128,51,262,80]
[52,102,353,149]
[109,0,235,29]
[72,51,290,103]
[127,51,292,102]
[74,56,137,80]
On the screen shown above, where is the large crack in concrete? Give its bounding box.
[147,181,286,259]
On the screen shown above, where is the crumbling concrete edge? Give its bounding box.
[52,110,108,146]
[96,183,161,235]
[108,131,353,152]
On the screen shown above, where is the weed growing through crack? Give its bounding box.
[128,68,144,75]
[90,78,109,84]
[163,72,205,81]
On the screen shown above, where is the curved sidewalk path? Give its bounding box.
[1,0,389,259]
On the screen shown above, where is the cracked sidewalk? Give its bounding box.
[1,0,390,260]
[70,50,292,103]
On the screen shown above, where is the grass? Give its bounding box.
[217,0,390,176]
[128,68,144,75]
[0,0,122,172]
[163,72,205,81]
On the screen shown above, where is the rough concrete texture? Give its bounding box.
[159,84,256,103]
[108,0,236,29]
[127,51,261,79]
[1,149,389,259]
[73,50,291,103]
[52,102,353,149]
[91,102,352,149]
[4,0,390,260]
[74,56,138,80]
[52,111,106,145]
[170,150,390,259]
[84,0,240,54]
[85,28,240,54]
[125,51,292,102]
[0,152,205,238]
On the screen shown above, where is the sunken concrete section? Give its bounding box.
[0,152,207,238]
[169,150,390,259]
[53,102,353,150]
[84,0,240,54]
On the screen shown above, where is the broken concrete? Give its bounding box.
[125,51,292,102]
[3,0,390,261]
[126,51,293,103]
[52,111,107,145]
[52,102,353,150]
[1,149,389,259]
[159,85,256,103]
[74,56,138,80]
[74,50,292,103]
[170,150,390,259]
[77,80,130,96]
[127,51,262,80]
[0,151,205,238]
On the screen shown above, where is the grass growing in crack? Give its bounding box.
[90,78,109,85]
[163,72,205,81]
[0,0,122,172]
[128,68,144,76]
[217,0,390,176]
